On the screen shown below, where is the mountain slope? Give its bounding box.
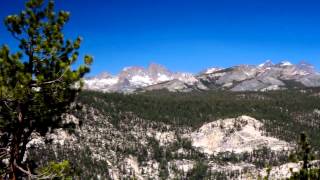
[197,61,319,92]
[84,61,320,93]
[28,112,293,179]
[84,63,198,93]
[26,89,320,179]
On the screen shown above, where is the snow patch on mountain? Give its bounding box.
[84,63,198,92]
[84,61,320,93]
[258,60,273,68]
[204,67,223,74]
[279,61,293,66]
[130,75,153,86]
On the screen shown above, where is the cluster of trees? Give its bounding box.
[211,147,289,168]
[288,133,320,179]
[0,0,92,179]
[0,0,319,179]
[28,144,110,179]
[74,89,320,178]
[78,89,320,148]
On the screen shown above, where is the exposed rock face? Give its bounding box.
[197,61,319,92]
[27,111,296,179]
[259,160,320,179]
[142,79,207,92]
[189,116,291,154]
[215,66,258,85]
[298,74,320,87]
[202,67,223,74]
[84,63,199,93]
[84,61,320,93]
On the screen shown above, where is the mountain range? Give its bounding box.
[84,61,320,93]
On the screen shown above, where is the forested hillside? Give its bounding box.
[2,0,320,179]
[24,88,320,179]
[78,88,320,149]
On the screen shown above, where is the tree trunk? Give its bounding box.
[18,128,34,164]
[9,110,24,180]
[9,133,20,180]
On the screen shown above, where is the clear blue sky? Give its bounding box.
[1,0,320,75]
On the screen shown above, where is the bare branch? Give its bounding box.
[30,66,70,87]
[9,31,23,42]
[14,162,37,179]
[14,162,65,180]
[2,100,13,111]
[0,152,8,159]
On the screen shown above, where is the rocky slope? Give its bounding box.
[27,112,296,179]
[22,88,320,179]
[84,61,320,93]
[189,116,291,155]
[161,60,319,92]
[84,63,198,93]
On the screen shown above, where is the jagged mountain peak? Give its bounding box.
[84,61,320,93]
[277,60,293,67]
[147,63,169,72]
[121,63,170,74]
[297,60,312,66]
[296,61,316,74]
[95,71,113,79]
[258,60,274,68]
[203,67,224,74]
[84,63,198,92]
[121,66,145,73]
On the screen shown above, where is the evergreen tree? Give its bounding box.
[289,133,320,180]
[0,0,92,179]
[187,160,209,180]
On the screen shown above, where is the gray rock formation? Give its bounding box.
[84,61,320,93]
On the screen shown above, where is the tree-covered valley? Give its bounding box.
[1,0,320,179]
[26,88,320,179]
[79,88,320,149]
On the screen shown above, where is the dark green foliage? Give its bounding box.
[78,89,320,148]
[159,158,169,179]
[70,89,320,178]
[264,166,272,180]
[28,145,110,179]
[0,0,92,178]
[187,160,209,180]
[28,89,320,179]
[289,133,320,180]
[210,147,289,168]
[36,160,73,179]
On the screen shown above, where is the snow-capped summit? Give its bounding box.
[95,72,113,79]
[84,61,320,93]
[174,72,198,84]
[84,71,119,91]
[204,67,223,74]
[148,63,170,75]
[258,60,273,68]
[278,61,293,67]
[84,63,197,92]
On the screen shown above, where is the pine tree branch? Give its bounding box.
[9,31,23,42]
[1,101,13,111]
[14,162,65,180]
[30,66,70,87]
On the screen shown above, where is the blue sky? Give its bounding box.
[1,0,320,75]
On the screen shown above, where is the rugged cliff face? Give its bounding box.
[25,89,320,179]
[189,116,291,154]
